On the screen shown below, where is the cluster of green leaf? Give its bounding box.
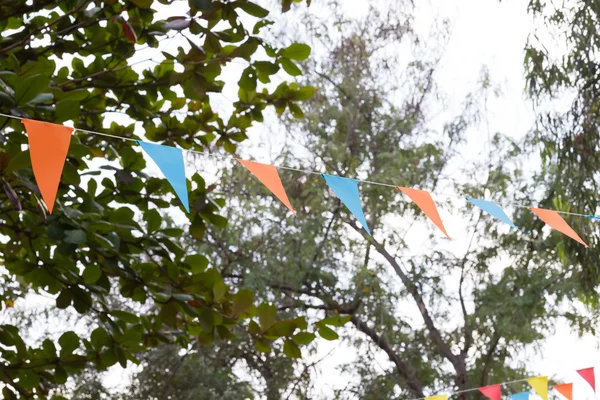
[523,0,600,297]
[0,0,340,398]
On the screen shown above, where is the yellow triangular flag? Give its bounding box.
[426,396,448,400]
[527,376,548,400]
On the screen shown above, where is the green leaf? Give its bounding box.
[281,43,311,60]
[3,387,17,400]
[63,89,90,101]
[248,320,261,335]
[71,286,92,313]
[162,228,184,237]
[53,366,68,385]
[292,332,316,345]
[111,310,140,324]
[232,289,254,317]
[91,327,111,349]
[159,301,179,327]
[266,320,296,337]
[231,38,260,61]
[115,344,128,368]
[30,92,53,103]
[283,339,301,358]
[172,293,194,302]
[216,325,234,340]
[99,348,118,369]
[144,209,162,233]
[192,0,212,11]
[118,327,142,346]
[42,339,57,357]
[185,254,209,274]
[171,98,186,109]
[131,0,152,7]
[288,102,303,118]
[255,61,280,83]
[213,280,227,302]
[255,338,271,353]
[82,265,102,284]
[295,86,315,100]
[257,303,276,331]
[210,213,228,228]
[64,229,87,245]
[320,315,351,327]
[4,150,31,174]
[107,232,120,249]
[56,100,80,121]
[280,58,302,76]
[15,74,50,105]
[239,67,257,91]
[18,371,40,389]
[58,331,80,355]
[253,20,274,34]
[254,62,279,75]
[318,326,339,341]
[56,289,72,309]
[239,1,269,17]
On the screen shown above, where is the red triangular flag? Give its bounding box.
[478,384,501,400]
[22,119,73,214]
[235,159,295,215]
[397,186,450,239]
[530,207,587,246]
[553,383,573,400]
[577,367,595,392]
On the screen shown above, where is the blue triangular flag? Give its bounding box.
[466,197,517,229]
[510,392,529,400]
[138,141,189,213]
[322,174,371,235]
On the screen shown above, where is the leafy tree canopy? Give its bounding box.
[0,0,333,398]
[524,0,600,294]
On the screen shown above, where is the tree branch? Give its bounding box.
[480,330,501,387]
[351,315,424,397]
[346,220,466,380]
[0,0,92,53]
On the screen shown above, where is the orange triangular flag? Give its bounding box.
[553,383,573,400]
[22,119,73,214]
[530,207,588,247]
[236,159,295,215]
[397,186,449,239]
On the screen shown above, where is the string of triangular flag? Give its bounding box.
[1,113,598,246]
[418,367,595,400]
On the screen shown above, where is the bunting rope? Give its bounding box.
[405,366,596,400]
[409,377,529,400]
[0,111,597,218]
[1,111,599,246]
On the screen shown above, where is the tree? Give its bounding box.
[523,0,600,293]
[0,0,332,398]
[142,1,600,398]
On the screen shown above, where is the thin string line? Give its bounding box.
[1,112,598,220]
[408,378,533,400]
